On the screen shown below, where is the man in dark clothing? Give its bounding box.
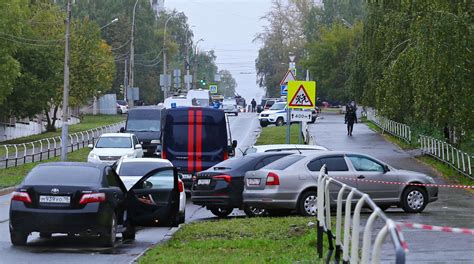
[345,104,357,136]
[251,98,257,112]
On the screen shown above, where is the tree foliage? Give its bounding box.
[218,70,237,97]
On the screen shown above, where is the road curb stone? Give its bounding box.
[0,186,16,196]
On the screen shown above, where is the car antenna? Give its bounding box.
[238,147,246,156]
[295,146,302,154]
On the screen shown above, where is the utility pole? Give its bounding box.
[128,0,139,107]
[60,0,72,161]
[163,14,179,99]
[193,39,204,90]
[124,58,128,100]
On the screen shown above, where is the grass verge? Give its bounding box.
[139,217,325,264]
[0,148,89,188]
[256,125,303,145]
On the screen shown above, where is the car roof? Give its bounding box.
[100,133,133,138]
[251,144,328,151]
[119,158,173,166]
[36,162,107,170]
[292,151,385,164]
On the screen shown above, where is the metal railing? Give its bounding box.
[366,108,411,143]
[316,165,406,264]
[419,135,473,179]
[0,121,125,168]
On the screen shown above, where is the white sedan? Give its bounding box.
[87,133,143,165]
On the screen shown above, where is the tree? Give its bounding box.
[218,70,237,97]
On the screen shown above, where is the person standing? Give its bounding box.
[345,103,357,136]
[251,98,257,112]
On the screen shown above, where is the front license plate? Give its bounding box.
[247,178,261,186]
[39,195,70,204]
[198,179,211,185]
[181,174,192,179]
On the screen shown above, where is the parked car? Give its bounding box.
[244,144,328,155]
[121,106,165,157]
[116,100,129,114]
[221,98,239,116]
[162,107,237,190]
[114,158,185,224]
[256,98,279,113]
[191,152,293,218]
[258,102,287,127]
[87,133,143,165]
[243,151,438,216]
[9,162,182,246]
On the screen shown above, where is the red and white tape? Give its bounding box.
[397,222,474,235]
[333,177,474,189]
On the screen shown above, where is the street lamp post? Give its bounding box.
[193,38,204,90]
[60,0,72,161]
[185,25,195,91]
[99,17,118,30]
[128,0,139,107]
[163,13,180,99]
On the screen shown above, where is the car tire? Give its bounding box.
[39,232,52,238]
[10,229,28,246]
[122,222,136,240]
[117,109,122,114]
[401,186,427,213]
[298,190,318,216]
[276,117,284,126]
[235,112,238,116]
[260,121,268,127]
[101,213,117,247]
[243,205,267,217]
[210,207,233,218]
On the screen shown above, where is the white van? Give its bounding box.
[187,89,211,107]
[163,96,192,109]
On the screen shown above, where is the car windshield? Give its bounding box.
[223,100,236,105]
[96,136,131,148]
[117,100,127,106]
[127,120,161,132]
[119,162,169,177]
[263,155,304,170]
[24,166,101,185]
[270,102,286,110]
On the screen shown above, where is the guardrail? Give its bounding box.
[366,108,411,143]
[419,135,473,179]
[316,165,406,263]
[0,121,125,168]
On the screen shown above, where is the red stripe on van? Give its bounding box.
[188,109,194,172]
[196,110,203,172]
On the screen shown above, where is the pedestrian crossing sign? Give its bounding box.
[209,85,218,94]
[287,81,316,109]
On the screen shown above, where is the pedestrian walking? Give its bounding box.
[251,98,257,112]
[345,102,357,136]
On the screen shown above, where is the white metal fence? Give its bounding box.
[316,165,406,264]
[366,108,412,143]
[419,135,473,178]
[0,121,125,168]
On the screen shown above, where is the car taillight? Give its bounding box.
[11,191,32,204]
[161,150,167,159]
[266,172,280,186]
[79,193,106,205]
[223,151,228,160]
[213,175,231,183]
[178,180,184,192]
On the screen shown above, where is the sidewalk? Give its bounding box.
[309,113,474,262]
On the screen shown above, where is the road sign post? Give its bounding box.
[287,81,317,144]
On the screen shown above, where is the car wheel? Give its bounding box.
[101,213,117,247]
[243,205,267,217]
[276,117,284,126]
[39,232,52,238]
[260,121,268,127]
[10,229,28,246]
[235,112,238,116]
[118,109,122,114]
[401,186,427,213]
[210,207,233,218]
[298,191,318,216]
[122,222,136,240]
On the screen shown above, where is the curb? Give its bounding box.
[0,186,16,196]
[129,224,183,264]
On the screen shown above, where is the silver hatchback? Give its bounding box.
[243,151,438,216]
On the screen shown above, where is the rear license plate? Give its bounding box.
[39,195,70,204]
[247,178,261,186]
[198,179,211,185]
[181,174,192,179]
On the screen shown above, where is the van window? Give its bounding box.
[126,109,162,132]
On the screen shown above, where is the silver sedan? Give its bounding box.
[243,151,438,216]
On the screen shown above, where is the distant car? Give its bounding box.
[256,98,279,113]
[9,162,182,246]
[243,151,438,216]
[191,152,293,218]
[117,100,129,114]
[244,144,328,155]
[221,98,239,116]
[114,158,186,225]
[87,133,143,165]
[258,102,288,127]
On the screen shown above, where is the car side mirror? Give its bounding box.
[383,164,390,173]
[88,144,94,149]
[178,173,183,180]
[135,144,142,149]
[232,140,237,149]
[143,180,153,189]
[120,127,125,133]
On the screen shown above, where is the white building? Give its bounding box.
[150,0,165,17]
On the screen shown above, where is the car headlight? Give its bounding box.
[123,153,135,158]
[88,153,99,160]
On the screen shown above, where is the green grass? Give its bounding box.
[139,217,326,264]
[417,156,474,187]
[0,148,89,188]
[256,125,302,145]
[362,118,413,149]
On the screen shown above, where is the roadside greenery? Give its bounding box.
[139,217,325,264]
[256,125,302,145]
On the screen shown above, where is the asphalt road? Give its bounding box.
[310,113,474,263]
[0,113,259,264]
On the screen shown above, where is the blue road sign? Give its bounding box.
[281,85,288,96]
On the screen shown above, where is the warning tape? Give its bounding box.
[397,222,474,235]
[333,177,474,189]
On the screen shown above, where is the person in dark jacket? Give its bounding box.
[345,103,357,136]
[251,98,257,112]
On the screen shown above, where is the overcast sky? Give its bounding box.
[166,0,272,103]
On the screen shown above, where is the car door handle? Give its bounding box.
[357,175,365,179]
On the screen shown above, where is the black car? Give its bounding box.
[9,162,180,247]
[191,152,292,218]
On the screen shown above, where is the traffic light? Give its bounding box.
[200,79,207,86]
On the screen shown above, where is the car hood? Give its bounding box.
[260,109,285,115]
[91,148,134,156]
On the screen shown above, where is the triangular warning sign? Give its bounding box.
[280,70,296,85]
[289,84,314,107]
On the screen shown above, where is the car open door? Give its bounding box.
[126,167,180,227]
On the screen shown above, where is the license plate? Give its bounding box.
[39,195,70,204]
[247,178,261,186]
[198,179,211,185]
[181,174,192,179]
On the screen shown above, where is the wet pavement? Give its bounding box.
[309,113,474,263]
